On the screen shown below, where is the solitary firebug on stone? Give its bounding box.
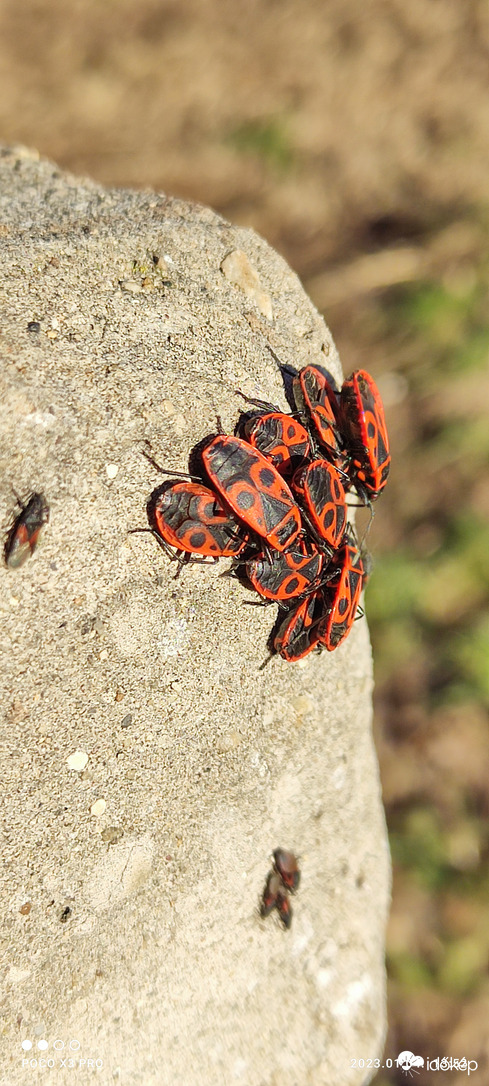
[4,492,50,569]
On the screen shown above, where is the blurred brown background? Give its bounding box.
[2,1,489,1081]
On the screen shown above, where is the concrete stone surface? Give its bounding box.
[0,145,390,1086]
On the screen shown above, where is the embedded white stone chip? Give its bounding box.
[66,750,89,772]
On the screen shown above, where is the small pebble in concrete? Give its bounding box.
[66,750,89,772]
[90,798,106,817]
[120,279,144,294]
[220,249,273,320]
[101,826,124,845]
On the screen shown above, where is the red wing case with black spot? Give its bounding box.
[292,460,347,552]
[240,412,310,477]
[202,435,302,552]
[246,538,324,602]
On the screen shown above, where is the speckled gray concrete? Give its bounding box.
[0,146,390,1086]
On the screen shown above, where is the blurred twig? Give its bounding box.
[305,222,481,309]
[306,246,424,308]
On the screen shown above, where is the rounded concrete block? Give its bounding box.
[0,145,390,1085]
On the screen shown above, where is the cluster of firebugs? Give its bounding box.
[3,366,388,935]
[143,362,391,663]
[3,365,390,662]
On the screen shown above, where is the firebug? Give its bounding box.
[276,891,292,929]
[260,871,282,918]
[338,369,390,500]
[245,538,324,603]
[201,435,302,552]
[273,849,300,892]
[292,364,342,459]
[273,590,323,662]
[148,481,248,559]
[4,492,50,569]
[260,870,292,929]
[292,459,347,554]
[317,541,365,651]
[238,411,310,477]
